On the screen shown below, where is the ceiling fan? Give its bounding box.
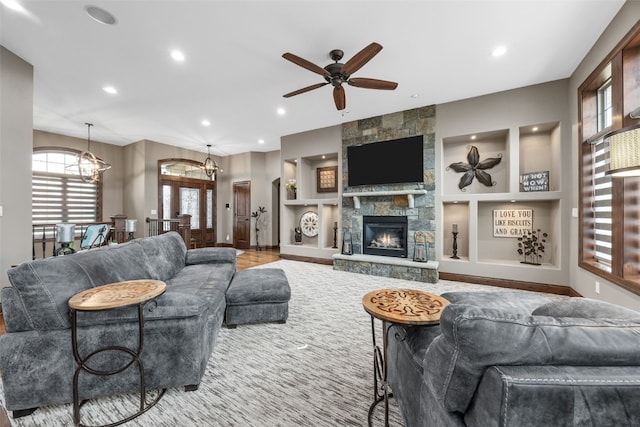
[282,42,398,111]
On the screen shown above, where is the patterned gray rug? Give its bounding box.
[2,260,500,426]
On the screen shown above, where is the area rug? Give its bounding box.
[2,260,503,426]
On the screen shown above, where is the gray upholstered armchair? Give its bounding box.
[387,290,640,426]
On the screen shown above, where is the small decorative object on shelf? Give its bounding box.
[520,171,549,192]
[299,211,319,237]
[342,230,353,255]
[413,231,427,262]
[287,179,297,200]
[447,145,502,190]
[294,227,303,245]
[517,229,548,265]
[332,221,338,249]
[251,206,267,251]
[451,223,460,259]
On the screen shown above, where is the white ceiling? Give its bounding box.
[0,0,626,157]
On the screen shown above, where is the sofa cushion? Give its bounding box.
[136,232,186,281]
[6,241,151,330]
[441,290,555,312]
[532,297,640,320]
[424,302,640,413]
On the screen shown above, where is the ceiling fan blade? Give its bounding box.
[282,52,330,77]
[283,82,329,98]
[341,42,383,76]
[333,86,346,110]
[348,78,398,90]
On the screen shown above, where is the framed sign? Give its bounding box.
[520,171,549,192]
[317,166,338,193]
[493,209,533,238]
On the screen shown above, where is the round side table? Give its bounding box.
[362,288,449,426]
[69,279,166,427]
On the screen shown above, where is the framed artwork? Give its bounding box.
[317,166,338,193]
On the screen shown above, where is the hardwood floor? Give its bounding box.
[0,248,281,337]
[236,248,281,270]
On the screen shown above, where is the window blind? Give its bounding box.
[591,139,612,270]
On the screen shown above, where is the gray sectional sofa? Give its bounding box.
[387,290,640,426]
[0,232,237,417]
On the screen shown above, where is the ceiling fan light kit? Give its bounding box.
[282,42,398,110]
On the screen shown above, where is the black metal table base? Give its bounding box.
[367,316,395,427]
[71,301,165,427]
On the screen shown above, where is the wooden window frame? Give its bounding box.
[578,21,640,296]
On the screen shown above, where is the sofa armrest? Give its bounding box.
[186,247,237,267]
[466,365,640,427]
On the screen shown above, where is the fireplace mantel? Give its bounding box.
[343,189,427,209]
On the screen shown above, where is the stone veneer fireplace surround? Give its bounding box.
[333,105,439,283]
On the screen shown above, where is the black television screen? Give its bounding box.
[347,136,424,186]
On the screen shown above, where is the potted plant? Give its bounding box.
[251,206,267,251]
[517,229,548,265]
[286,179,297,200]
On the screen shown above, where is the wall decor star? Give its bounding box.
[448,145,502,190]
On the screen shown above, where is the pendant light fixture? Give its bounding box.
[70,123,111,183]
[202,144,219,179]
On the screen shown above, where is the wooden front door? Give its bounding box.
[160,178,216,248]
[233,181,251,249]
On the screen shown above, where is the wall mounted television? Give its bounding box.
[347,135,424,186]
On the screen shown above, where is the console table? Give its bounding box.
[362,288,449,426]
[68,279,166,426]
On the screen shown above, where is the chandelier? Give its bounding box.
[202,144,219,179]
[72,123,111,183]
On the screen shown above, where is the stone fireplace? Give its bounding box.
[332,105,439,283]
[362,216,408,258]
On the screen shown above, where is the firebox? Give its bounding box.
[362,216,408,258]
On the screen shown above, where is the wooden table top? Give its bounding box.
[68,279,166,311]
[362,288,449,325]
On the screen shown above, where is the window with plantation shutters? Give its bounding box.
[32,149,101,230]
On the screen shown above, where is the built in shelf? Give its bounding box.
[342,189,427,209]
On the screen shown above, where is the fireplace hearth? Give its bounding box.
[363,216,408,258]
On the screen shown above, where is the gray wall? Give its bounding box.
[0,47,33,288]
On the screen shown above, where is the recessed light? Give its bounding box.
[1,0,25,12]
[410,94,420,99]
[201,120,211,126]
[492,45,507,57]
[470,135,476,140]
[322,155,326,159]
[171,50,185,62]
[103,86,117,95]
[532,126,539,132]
[277,108,286,115]
[258,139,265,144]
[85,5,117,25]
